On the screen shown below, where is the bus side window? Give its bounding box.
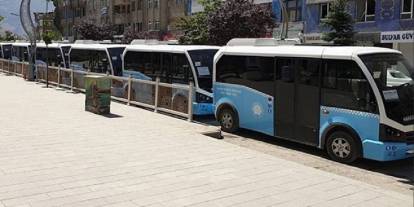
[297,59,320,86]
[217,55,274,95]
[322,60,377,113]
[171,53,192,84]
[162,53,172,83]
[276,58,295,83]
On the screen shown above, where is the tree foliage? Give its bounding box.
[122,28,160,44]
[74,20,115,40]
[208,0,275,45]
[176,0,221,45]
[321,0,355,45]
[51,0,64,33]
[0,31,19,41]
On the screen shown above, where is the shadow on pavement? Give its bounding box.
[197,116,414,189]
[102,113,123,118]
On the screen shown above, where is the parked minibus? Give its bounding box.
[36,43,71,68]
[0,43,12,59]
[68,43,125,75]
[11,42,30,62]
[123,44,220,115]
[213,38,414,163]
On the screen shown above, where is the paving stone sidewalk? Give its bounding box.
[0,74,412,207]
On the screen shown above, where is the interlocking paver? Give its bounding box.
[0,74,412,207]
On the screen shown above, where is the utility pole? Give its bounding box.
[279,0,289,40]
[45,0,50,88]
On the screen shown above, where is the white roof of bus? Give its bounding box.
[125,44,220,53]
[219,45,401,59]
[70,44,126,51]
[12,42,31,47]
[36,43,71,49]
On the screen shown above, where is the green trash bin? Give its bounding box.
[85,75,111,115]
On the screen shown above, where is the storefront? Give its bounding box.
[381,30,414,66]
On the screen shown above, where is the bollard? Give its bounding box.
[154,77,160,113]
[56,66,62,89]
[70,68,74,92]
[188,82,194,122]
[127,75,132,105]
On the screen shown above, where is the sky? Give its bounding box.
[0,0,55,35]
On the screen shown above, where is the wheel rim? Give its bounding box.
[331,137,351,158]
[221,112,233,129]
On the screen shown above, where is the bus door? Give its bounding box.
[274,58,321,146]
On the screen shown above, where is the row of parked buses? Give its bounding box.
[0,39,413,163]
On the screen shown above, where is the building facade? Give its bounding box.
[34,12,55,40]
[303,0,414,65]
[59,0,88,41]
[58,0,189,41]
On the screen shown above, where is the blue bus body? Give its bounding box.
[214,43,414,162]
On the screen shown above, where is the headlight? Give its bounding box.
[196,93,213,103]
[380,124,414,143]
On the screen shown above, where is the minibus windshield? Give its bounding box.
[360,53,414,125]
[188,49,218,92]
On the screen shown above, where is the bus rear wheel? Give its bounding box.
[218,108,239,133]
[326,131,360,163]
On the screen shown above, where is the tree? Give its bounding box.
[74,20,115,40]
[51,0,64,33]
[42,31,54,45]
[321,0,355,45]
[122,28,160,44]
[0,15,4,31]
[176,0,221,45]
[207,0,275,45]
[0,31,18,41]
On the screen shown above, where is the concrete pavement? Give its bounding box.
[0,74,412,207]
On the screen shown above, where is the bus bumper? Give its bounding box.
[362,140,414,161]
[192,103,214,115]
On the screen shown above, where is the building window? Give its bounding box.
[356,0,376,22]
[154,0,159,8]
[148,0,152,8]
[148,21,153,30]
[137,0,142,10]
[132,1,136,12]
[401,0,414,19]
[154,21,160,30]
[320,3,331,20]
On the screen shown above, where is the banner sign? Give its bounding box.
[381,31,414,43]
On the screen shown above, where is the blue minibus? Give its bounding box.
[213,39,414,163]
[68,42,125,75]
[36,43,71,68]
[123,43,220,115]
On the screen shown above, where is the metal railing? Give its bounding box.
[0,58,194,121]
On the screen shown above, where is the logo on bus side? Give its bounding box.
[252,103,263,117]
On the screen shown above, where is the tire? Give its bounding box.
[326,131,360,163]
[218,107,239,133]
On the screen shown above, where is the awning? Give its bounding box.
[306,0,334,4]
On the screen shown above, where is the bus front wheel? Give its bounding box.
[218,107,239,133]
[326,131,360,163]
